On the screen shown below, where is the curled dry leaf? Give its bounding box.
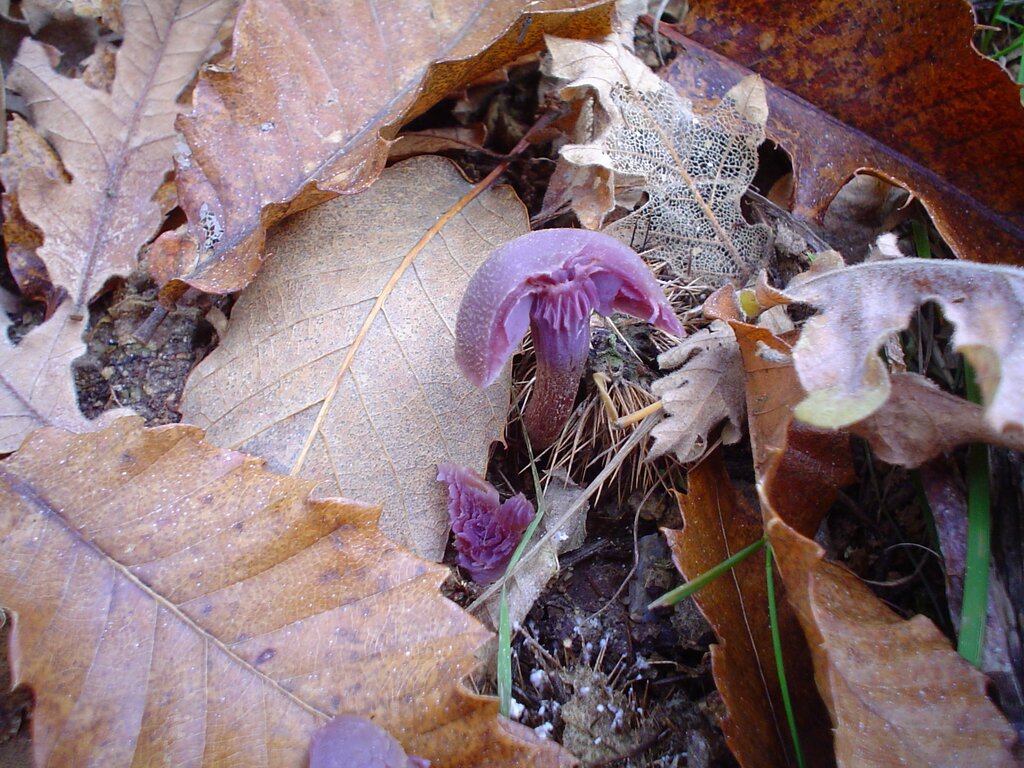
[726,283,1018,766]
[0,115,64,310]
[180,157,518,561]
[544,36,770,284]
[759,256,1024,432]
[149,0,615,300]
[0,417,574,767]
[649,320,745,464]
[851,372,1024,468]
[665,450,835,768]
[764,504,1019,767]
[660,0,1024,266]
[5,0,236,317]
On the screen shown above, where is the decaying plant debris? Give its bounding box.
[2,0,1023,766]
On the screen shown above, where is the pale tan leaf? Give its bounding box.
[761,256,1024,432]
[0,304,129,453]
[852,372,1024,468]
[180,157,520,560]
[544,36,770,284]
[0,416,574,766]
[5,0,235,317]
[649,320,745,463]
[149,0,615,300]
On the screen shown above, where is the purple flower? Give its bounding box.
[455,229,683,448]
[437,463,535,584]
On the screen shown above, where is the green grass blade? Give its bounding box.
[497,418,548,716]
[766,543,806,768]
[648,536,766,609]
[958,362,991,666]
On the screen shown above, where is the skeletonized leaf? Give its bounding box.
[665,451,835,768]
[649,321,745,464]
[180,157,518,560]
[6,0,236,316]
[661,0,1024,266]
[0,417,574,767]
[759,256,1024,432]
[0,304,129,453]
[149,0,614,299]
[544,36,770,284]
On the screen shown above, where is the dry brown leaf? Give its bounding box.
[0,416,574,767]
[659,0,1024,266]
[0,114,64,310]
[180,157,519,561]
[149,0,614,300]
[0,304,129,453]
[544,36,770,284]
[764,504,1019,767]
[852,372,1024,468]
[649,320,745,464]
[758,256,1024,433]
[388,125,489,162]
[6,0,235,318]
[665,450,835,768]
[727,285,1019,766]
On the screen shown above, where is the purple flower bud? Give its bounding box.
[455,229,683,448]
[437,463,535,584]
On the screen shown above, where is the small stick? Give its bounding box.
[592,372,619,422]
[614,400,663,429]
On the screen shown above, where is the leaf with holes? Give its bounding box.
[0,416,574,766]
[543,36,771,284]
[180,157,519,561]
[757,255,1024,432]
[659,0,1024,266]
[4,0,235,317]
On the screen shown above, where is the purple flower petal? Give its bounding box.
[455,229,683,388]
[437,463,535,584]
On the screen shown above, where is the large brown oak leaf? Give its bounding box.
[0,417,573,766]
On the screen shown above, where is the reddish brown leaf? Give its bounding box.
[658,0,1024,266]
[0,417,575,767]
[5,0,236,317]
[665,451,834,768]
[150,0,615,300]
